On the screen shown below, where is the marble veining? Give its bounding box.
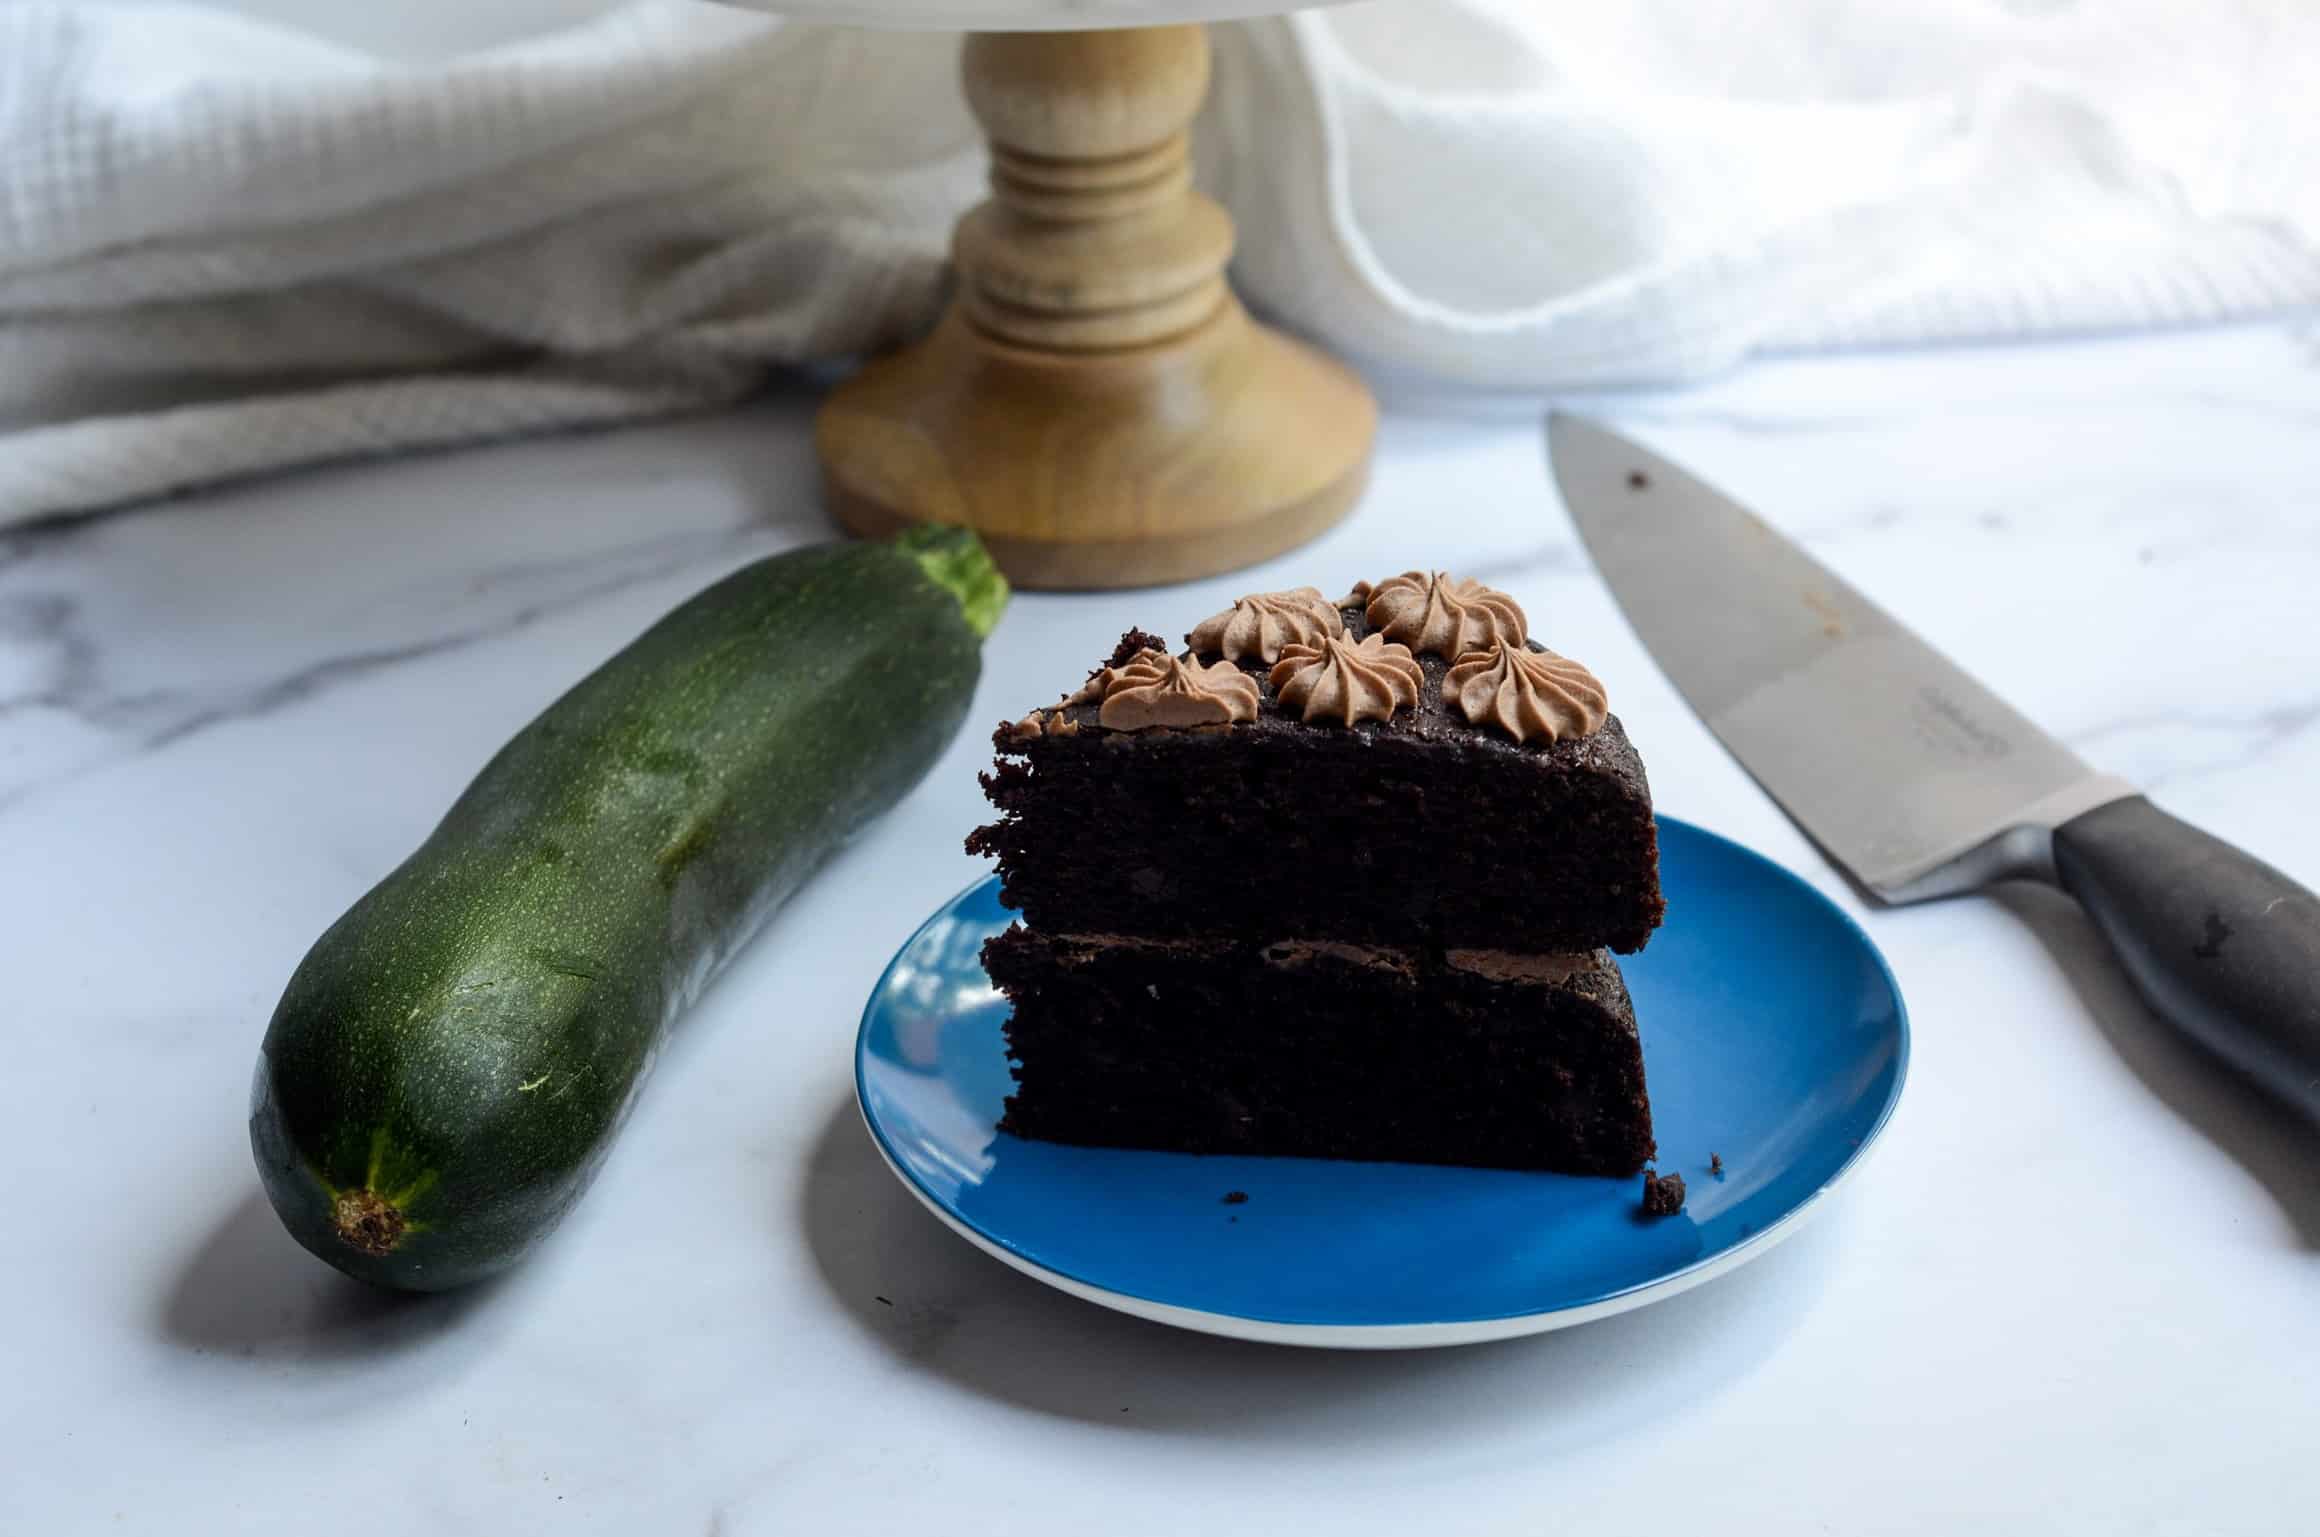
[3,321,2318,1536]
[2066,699,2320,793]
[0,513,780,812]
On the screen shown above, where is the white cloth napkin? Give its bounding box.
[3,0,2315,527]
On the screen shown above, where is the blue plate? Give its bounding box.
[856,816,1908,1348]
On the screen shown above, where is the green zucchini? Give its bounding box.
[250,527,1007,1291]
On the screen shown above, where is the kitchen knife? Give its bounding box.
[1548,413,2320,1121]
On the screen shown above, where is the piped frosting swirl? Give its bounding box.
[1268,634,1423,726]
[1364,570,1528,658]
[1187,587,1344,664]
[1095,650,1261,730]
[1444,642,1608,743]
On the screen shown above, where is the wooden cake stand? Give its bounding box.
[730,1,1373,588]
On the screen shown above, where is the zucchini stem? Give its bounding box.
[896,526,1009,640]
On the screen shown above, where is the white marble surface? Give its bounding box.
[4,319,2318,1533]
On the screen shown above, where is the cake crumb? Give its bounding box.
[1221,1190,1249,1205]
[1640,1169,1686,1217]
[1107,629,1169,668]
[1626,469,1651,490]
[1709,1152,1724,1177]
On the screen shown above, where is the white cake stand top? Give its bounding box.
[712,0,1349,31]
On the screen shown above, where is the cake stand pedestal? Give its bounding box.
[742,3,1374,589]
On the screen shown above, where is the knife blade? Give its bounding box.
[1550,412,2320,1121]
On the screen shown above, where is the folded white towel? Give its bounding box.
[2,0,2314,527]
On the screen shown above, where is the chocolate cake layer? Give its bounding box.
[986,926,1656,1176]
[968,624,1663,953]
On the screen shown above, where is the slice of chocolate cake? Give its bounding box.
[967,572,1665,1176]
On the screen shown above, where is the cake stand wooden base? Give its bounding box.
[815,24,1376,590]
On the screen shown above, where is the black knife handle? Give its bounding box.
[2052,795,2320,1121]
